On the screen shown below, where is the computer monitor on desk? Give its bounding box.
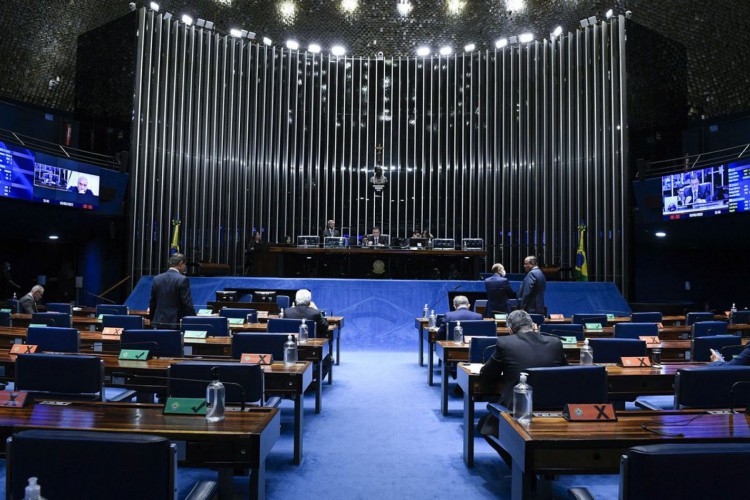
[432,238,455,250]
[324,237,347,248]
[409,237,428,249]
[462,238,483,251]
[216,290,238,302]
[297,235,320,248]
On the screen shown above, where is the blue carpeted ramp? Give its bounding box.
[127,277,628,351]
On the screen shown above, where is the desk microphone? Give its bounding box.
[729,381,750,413]
[112,370,248,411]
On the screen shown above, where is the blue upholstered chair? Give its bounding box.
[14,353,105,401]
[101,314,144,330]
[0,310,9,327]
[691,335,743,362]
[236,293,254,302]
[613,322,659,339]
[168,361,271,406]
[569,443,750,500]
[571,313,608,327]
[630,311,662,323]
[27,326,80,353]
[528,314,545,326]
[276,295,291,310]
[447,320,496,340]
[267,318,317,337]
[219,307,258,323]
[691,320,728,338]
[588,338,647,363]
[686,311,714,325]
[636,366,750,410]
[7,298,22,313]
[121,329,183,357]
[181,315,229,337]
[539,323,585,341]
[231,333,289,360]
[730,310,750,324]
[45,302,73,315]
[96,304,128,316]
[31,312,72,328]
[7,430,185,500]
[469,336,497,363]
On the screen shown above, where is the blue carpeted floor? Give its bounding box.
[0,324,621,498]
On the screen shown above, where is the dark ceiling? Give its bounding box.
[0,0,749,120]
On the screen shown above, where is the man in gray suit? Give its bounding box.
[516,255,546,315]
[148,253,196,327]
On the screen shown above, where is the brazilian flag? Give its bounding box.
[170,220,181,255]
[574,225,589,282]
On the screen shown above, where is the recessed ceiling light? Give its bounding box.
[655,231,666,238]
[308,43,321,53]
[416,46,430,57]
[49,235,59,240]
[331,45,346,56]
[286,40,300,50]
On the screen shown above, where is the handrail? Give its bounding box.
[0,127,121,171]
[642,143,750,178]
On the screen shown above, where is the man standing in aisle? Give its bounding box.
[148,253,196,327]
[516,255,546,315]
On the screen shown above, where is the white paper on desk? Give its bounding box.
[467,363,483,374]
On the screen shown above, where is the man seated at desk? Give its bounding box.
[439,295,482,340]
[683,173,711,205]
[19,285,44,313]
[478,310,567,436]
[283,289,329,338]
[711,345,750,365]
[364,227,388,247]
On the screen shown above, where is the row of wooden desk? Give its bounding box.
[0,349,312,467]
[454,359,702,467]
[416,316,750,386]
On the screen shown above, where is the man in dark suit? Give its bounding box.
[148,253,196,327]
[711,345,750,365]
[516,255,546,315]
[439,295,483,340]
[19,285,44,313]
[322,220,339,237]
[283,289,329,338]
[365,227,387,246]
[484,263,515,317]
[683,174,711,205]
[479,310,567,435]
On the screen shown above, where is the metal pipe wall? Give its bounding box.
[129,9,629,293]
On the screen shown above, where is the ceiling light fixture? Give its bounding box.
[331,45,346,56]
[286,40,300,50]
[439,46,453,56]
[181,14,193,25]
[518,33,534,43]
[495,38,508,49]
[464,43,476,52]
[397,0,413,16]
[308,43,321,53]
[416,46,430,57]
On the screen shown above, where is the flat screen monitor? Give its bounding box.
[409,237,428,248]
[324,237,346,248]
[0,141,101,210]
[462,238,484,250]
[216,290,238,302]
[297,235,320,247]
[662,160,750,220]
[432,238,455,249]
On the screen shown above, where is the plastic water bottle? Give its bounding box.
[279,308,284,318]
[298,320,309,344]
[12,292,17,300]
[453,321,464,344]
[580,338,594,365]
[428,310,436,328]
[731,303,737,315]
[284,334,298,365]
[23,477,43,500]
[513,372,533,425]
[205,368,225,423]
[423,304,429,319]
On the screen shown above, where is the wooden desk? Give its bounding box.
[498,410,750,500]
[0,351,311,465]
[0,328,328,414]
[455,362,705,467]
[0,400,279,500]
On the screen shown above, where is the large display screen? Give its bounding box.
[662,159,750,220]
[0,141,100,210]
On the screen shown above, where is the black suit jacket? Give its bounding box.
[480,331,568,409]
[683,184,711,204]
[322,229,339,237]
[283,305,329,337]
[19,293,37,314]
[484,274,516,316]
[148,269,196,327]
[516,267,547,314]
